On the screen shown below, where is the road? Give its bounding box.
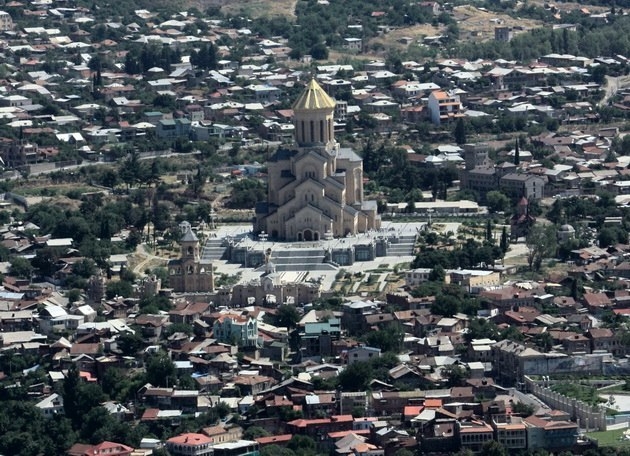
[26,150,201,176]
[132,244,169,275]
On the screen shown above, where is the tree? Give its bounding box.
[514,138,520,165]
[106,280,133,299]
[243,426,270,440]
[500,226,509,254]
[309,42,328,60]
[275,305,301,330]
[431,293,460,317]
[485,191,510,213]
[62,366,82,427]
[72,259,97,278]
[526,223,557,272]
[67,288,82,303]
[31,247,63,276]
[442,364,469,387]
[287,435,316,454]
[454,118,467,145]
[116,331,144,356]
[598,226,628,248]
[429,264,445,282]
[365,323,404,352]
[145,351,177,388]
[486,219,493,243]
[261,446,295,456]
[9,256,33,279]
[393,450,415,456]
[338,361,372,391]
[465,318,499,343]
[480,440,508,456]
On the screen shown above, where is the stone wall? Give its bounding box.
[524,376,607,431]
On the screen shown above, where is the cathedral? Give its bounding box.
[254,79,380,241]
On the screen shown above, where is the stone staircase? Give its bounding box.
[269,248,338,272]
[201,238,227,262]
[387,234,417,257]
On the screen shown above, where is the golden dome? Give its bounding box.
[292,79,336,111]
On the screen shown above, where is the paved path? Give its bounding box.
[599,75,630,107]
[131,244,169,275]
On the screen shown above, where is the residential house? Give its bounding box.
[587,328,617,354]
[427,90,464,125]
[212,313,259,348]
[499,174,546,200]
[405,268,432,288]
[345,345,381,365]
[458,421,494,452]
[212,440,260,456]
[166,433,213,456]
[157,118,191,139]
[35,393,64,418]
[232,375,275,395]
[524,415,578,450]
[66,441,134,456]
[298,311,342,359]
[492,416,528,451]
[303,393,337,418]
[286,415,354,438]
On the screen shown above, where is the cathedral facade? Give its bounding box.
[254,79,380,241]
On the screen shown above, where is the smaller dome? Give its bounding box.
[559,224,575,232]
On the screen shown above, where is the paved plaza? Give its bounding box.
[201,221,456,291]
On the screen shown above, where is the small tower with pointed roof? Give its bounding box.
[168,223,213,293]
[180,225,200,262]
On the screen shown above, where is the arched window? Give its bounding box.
[310,120,314,142]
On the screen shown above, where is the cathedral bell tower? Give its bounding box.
[292,79,336,148]
[180,227,200,262]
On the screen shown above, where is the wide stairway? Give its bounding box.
[201,238,227,262]
[269,248,338,272]
[387,234,417,257]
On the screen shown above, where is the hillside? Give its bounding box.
[196,0,297,17]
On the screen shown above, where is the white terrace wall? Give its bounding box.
[524,376,607,431]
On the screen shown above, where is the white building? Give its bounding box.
[427,90,464,125]
[35,393,64,418]
[0,11,13,31]
[405,268,432,288]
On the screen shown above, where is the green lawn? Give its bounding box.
[586,428,630,448]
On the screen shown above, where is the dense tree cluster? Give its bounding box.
[124,43,183,74]
[411,238,503,271]
[361,141,457,203]
[453,15,630,61]
[227,179,267,209]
